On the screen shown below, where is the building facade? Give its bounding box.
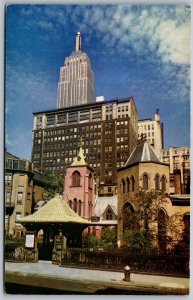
[117,138,170,250]
[5,152,45,237]
[161,146,190,194]
[32,97,138,190]
[138,109,163,159]
[64,143,95,219]
[57,32,95,108]
[117,138,189,253]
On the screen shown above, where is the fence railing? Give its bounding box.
[61,248,189,277]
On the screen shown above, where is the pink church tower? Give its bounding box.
[64,139,95,219]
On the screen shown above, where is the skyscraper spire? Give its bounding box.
[75,31,81,51]
[57,31,94,108]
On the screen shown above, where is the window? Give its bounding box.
[106,208,113,220]
[72,171,81,186]
[161,175,166,192]
[5,215,8,224]
[126,177,130,192]
[88,173,92,189]
[78,200,81,216]
[15,212,22,227]
[69,200,72,208]
[17,192,23,203]
[73,198,77,213]
[131,176,135,191]
[5,192,11,203]
[122,178,126,194]
[143,173,149,190]
[5,174,12,185]
[155,174,160,190]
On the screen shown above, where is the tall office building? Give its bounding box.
[162,146,190,194]
[32,97,138,192]
[57,32,95,108]
[138,109,163,159]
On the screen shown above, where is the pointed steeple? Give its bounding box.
[75,31,82,51]
[70,137,87,167]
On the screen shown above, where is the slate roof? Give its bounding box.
[94,195,117,219]
[18,196,90,224]
[124,140,161,167]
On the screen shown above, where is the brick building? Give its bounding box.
[5,152,45,236]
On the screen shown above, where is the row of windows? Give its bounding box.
[120,173,167,193]
[138,132,154,138]
[138,124,154,131]
[68,198,93,216]
[5,191,25,204]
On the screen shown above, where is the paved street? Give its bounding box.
[5,260,189,295]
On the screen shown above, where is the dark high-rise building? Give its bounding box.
[57,32,95,108]
[32,97,138,191]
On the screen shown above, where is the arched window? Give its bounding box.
[158,209,167,252]
[142,173,149,190]
[155,174,160,190]
[126,177,130,192]
[72,171,81,186]
[73,198,77,213]
[131,176,135,192]
[106,208,113,220]
[78,200,81,216]
[88,201,92,217]
[122,178,126,194]
[88,173,92,189]
[161,175,166,192]
[69,200,72,209]
[122,203,138,231]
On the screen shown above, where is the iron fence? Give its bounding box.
[61,247,189,276]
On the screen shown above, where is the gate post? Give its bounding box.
[25,231,38,262]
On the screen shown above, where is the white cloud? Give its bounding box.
[37,20,54,30]
[69,5,191,65]
[18,5,191,65]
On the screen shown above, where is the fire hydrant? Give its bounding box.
[124,265,131,281]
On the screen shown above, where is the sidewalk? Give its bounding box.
[5,260,189,295]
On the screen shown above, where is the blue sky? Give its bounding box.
[5,4,191,160]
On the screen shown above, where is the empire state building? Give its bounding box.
[57,32,95,108]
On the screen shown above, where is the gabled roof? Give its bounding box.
[94,195,117,218]
[124,140,161,167]
[18,196,90,224]
[5,151,19,160]
[102,204,117,217]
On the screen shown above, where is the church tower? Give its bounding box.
[63,139,95,219]
[57,32,95,108]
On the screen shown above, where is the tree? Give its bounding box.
[43,170,64,199]
[135,189,168,252]
[101,228,117,249]
[121,189,169,253]
[122,230,146,252]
